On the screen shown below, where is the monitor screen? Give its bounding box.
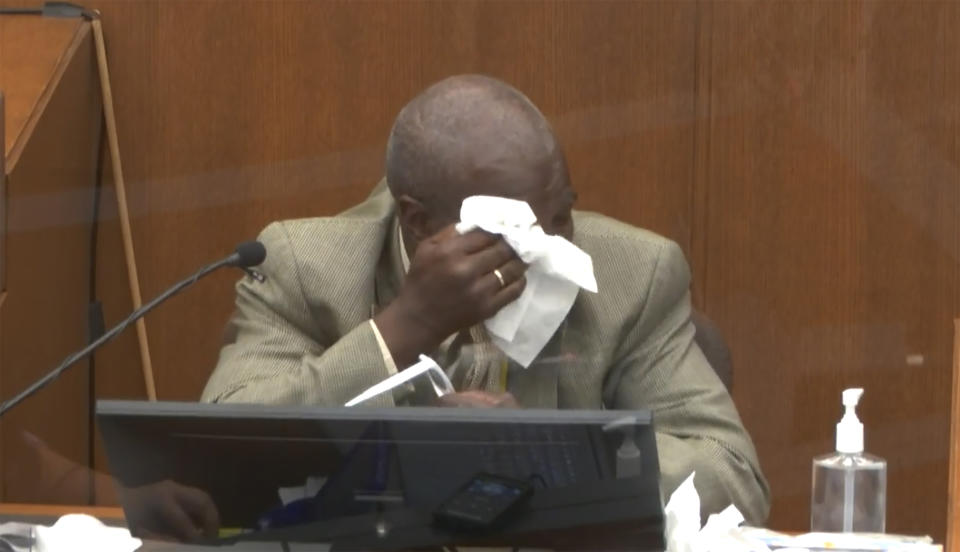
[97,401,663,550]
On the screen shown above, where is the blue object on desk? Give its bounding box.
[257,423,396,531]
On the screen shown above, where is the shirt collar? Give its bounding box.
[398,225,411,273]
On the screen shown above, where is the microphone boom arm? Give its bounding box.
[0,253,244,418]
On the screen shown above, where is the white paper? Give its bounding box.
[738,526,939,551]
[277,484,306,506]
[279,475,329,505]
[34,514,141,552]
[456,196,598,367]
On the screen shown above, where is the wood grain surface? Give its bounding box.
[0,16,81,164]
[699,1,960,536]
[0,501,122,520]
[0,18,102,504]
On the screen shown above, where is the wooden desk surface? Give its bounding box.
[0,502,124,521]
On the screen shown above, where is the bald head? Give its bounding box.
[386,75,575,254]
[387,75,560,213]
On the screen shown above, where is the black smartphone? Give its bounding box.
[433,472,534,531]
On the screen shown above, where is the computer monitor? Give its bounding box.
[97,400,664,550]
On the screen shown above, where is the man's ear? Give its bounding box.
[395,194,434,242]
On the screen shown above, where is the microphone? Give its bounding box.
[231,240,266,267]
[0,241,267,418]
[229,241,267,282]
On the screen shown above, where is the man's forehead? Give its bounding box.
[456,147,567,204]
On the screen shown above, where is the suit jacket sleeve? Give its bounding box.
[201,222,394,407]
[605,240,771,525]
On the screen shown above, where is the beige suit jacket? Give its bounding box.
[202,183,771,524]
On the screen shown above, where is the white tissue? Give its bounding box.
[456,196,598,367]
[664,472,701,552]
[664,472,771,552]
[34,514,141,552]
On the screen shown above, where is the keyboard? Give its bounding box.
[478,423,587,488]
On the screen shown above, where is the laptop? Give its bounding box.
[97,401,665,550]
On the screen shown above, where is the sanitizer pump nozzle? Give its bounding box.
[836,388,864,454]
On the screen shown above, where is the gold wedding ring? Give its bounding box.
[493,268,506,288]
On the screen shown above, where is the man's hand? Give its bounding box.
[374,226,526,367]
[437,391,519,408]
[121,480,221,542]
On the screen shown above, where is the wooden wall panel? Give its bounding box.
[0,16,79,161]
[1,21,102,503]
[699,1,960,539]
[0,14,82,295]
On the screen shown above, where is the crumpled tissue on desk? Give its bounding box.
[0,514,141,552]
[665,471,768,552]
[664,472,940,552]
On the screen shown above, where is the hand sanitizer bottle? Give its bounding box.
[811,388,886,532]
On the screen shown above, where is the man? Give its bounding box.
[202,75,770,524]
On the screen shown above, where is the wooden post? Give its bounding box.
[90,15,156,401]
[948,319,960,551]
